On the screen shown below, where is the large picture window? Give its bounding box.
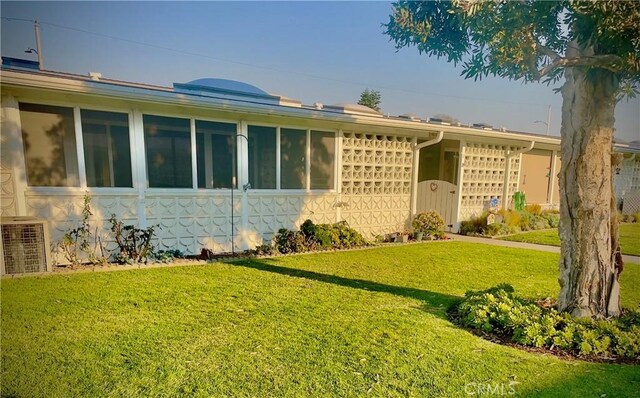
[143,115,192,188]
[310,131,335,189]
[81,109,132,187]
[196,120,237,189]
[280,128,306,189]
[248,125,276,189]
[19,103,79,187]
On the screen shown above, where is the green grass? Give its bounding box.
[2,242,640,397]
[501,223,640,256]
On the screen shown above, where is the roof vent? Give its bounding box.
[428,117,451,126]
[398,113,420,121]
[314,102,323,110]
[323,103,382,117]
[472,123,494,130]
[88,72,102,81]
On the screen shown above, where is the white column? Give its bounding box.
[190,118,197,189]
[238,121,249,188]
[1,94,28,215]
[502,150,512,211]
[305,129,311,191]
[454,141,466,230]
[410,136,419,215]
[131,110,147,227]
[336,130,344,222]
[73,107,87,188]
[237,121,250,250]
[275,126,281,190]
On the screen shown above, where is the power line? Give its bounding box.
[1,16,551,107]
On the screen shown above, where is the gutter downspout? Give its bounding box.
[411,131,444,215]
[502,141,535,210]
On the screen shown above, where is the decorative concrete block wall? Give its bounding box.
[458,142,522,221]
[340,131,413,237]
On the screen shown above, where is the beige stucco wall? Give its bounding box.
[519,149,552,205]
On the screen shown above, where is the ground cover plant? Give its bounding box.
[501,223,640,257]
[459,208,560,237]
[455,284,640,361]
[2,242,639,397]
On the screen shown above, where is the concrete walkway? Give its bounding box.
[445,233,640,264]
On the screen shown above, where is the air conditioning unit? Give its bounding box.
[1,217,52,275]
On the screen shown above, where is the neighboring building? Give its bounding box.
[2,58,639,259]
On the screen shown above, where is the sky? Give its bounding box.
[1,1,638,142]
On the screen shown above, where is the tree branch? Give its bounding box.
[538,54,624,78]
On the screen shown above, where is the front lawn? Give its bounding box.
[500,223,640,256]
[2,242,639,397]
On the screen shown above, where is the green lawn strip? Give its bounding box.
[500,223,640,256]
[2,242,639,397]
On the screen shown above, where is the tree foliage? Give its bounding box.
[358,88,382,111]
[384,0,640,88]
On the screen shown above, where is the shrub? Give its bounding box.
[274,228,307,254]
[455,285,640,360]
[498,209,522,229]
[155,249,184,263]
[57,194,108,266]
[459,213,488,236]
[252,243,275,256]
[525,203,542,215]
[273,220,367,254]
[540,211,560,228]
[412,211,445,236]
[109,215,158,264]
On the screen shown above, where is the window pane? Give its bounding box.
[19,103,79,187]
[310,131,335,189]
[248,125,276,189]
[143,115,192,188]
[280,128,306,189]
[81,109,132,187]
[195,120,236,189]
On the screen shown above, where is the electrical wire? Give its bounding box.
[1,16,552,107]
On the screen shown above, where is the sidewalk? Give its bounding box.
[445,233,640,264]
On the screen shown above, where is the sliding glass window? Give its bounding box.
[280,128,306,189]
[143,115,192,188]
[310,131,335,189]
[81,109,132,187]
[248,125,277,189]
[19,103,79,187]
[196,120,237,189]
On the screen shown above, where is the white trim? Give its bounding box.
[131,109,147,227]
[73,107,87,189]
[238,121,249,189]
[275,126,281,190]
[2,71,568,147]
[411,131,444,215]
[306,129,311,191]
[455,140,466,229]
[190,118,197,189]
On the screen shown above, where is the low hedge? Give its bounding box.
[270,220,368,254]
[453,284,640,361]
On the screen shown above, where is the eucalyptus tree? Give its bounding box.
[384,0,640,318]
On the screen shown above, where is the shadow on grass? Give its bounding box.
[230,258,461,318]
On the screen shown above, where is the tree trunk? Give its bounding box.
[557,63,620,318]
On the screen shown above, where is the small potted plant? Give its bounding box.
[400,230,411,243]
[414,231,424,241]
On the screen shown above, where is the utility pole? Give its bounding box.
[35,20,44,69]
[545,105,551,136]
